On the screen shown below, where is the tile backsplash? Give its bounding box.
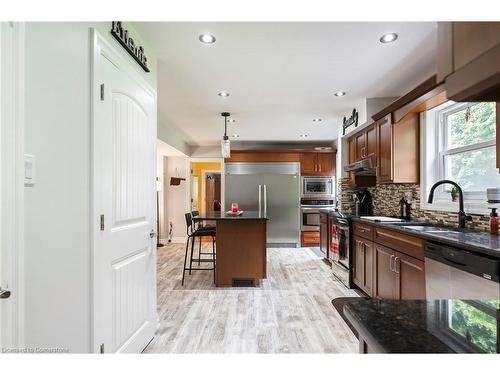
[339,178,490,232]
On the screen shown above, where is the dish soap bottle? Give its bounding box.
[490,208,499,235]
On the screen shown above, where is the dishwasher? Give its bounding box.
[425,242,500,300]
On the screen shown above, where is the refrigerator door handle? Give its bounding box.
[258,184,262,213]
[263,184,267,214]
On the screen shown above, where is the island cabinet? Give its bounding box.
[437,22,500,102]
[351,222,426,300]
[299,151,335,176]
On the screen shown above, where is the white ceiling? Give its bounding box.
[134,22,437,146]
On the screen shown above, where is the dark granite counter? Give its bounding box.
[350,217,500,259]
[193,210,268,221]
[343,299,500,353]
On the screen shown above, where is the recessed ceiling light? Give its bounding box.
[228,119,236,123]
[334,91,346,97]
[313,118,322,122]
[199,33,216,44]
[232,134,240,138]
[299,134,308,138]
[379,33,398,44]
[218,91,230,97]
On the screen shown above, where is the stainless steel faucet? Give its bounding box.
[427,179,472,229]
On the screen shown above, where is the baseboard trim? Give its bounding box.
[170,236,187,244]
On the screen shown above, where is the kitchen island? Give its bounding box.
[193,211,268,287]
[342,298,500,353]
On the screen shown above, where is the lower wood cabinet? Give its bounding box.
[352,235,374,297]
[373,243,426,300]
[352,222,426,300]
[301,231,320,247]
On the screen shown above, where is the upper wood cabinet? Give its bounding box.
[299,152,335,176]
[349,123,377,163]
[438,22,500,102]
[376,112,419,184]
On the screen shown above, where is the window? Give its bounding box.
[437,102,499,199]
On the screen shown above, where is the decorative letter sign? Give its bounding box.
[111,21,150,72]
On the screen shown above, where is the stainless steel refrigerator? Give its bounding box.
[225,162,300,247]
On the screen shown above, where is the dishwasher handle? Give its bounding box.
[425,242,500,283]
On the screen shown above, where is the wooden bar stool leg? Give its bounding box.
[181,236,190,286]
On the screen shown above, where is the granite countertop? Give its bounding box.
[343,299,500,353]
[350,216,500,259]
[193,210,269,220]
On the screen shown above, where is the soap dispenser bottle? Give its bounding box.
[490,208,499,235]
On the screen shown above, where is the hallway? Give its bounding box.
[145,244,359,353]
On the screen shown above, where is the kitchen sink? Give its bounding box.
[398,225,460,234]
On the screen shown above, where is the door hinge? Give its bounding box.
[100,84,105,101]
[100,214,105,231]
[100,343,105,354]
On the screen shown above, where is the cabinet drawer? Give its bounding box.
[353,222,374,241]
[373,227,424,260]
[301,231,320,246]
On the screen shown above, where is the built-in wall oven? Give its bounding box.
[329,212,352,288]
[300,199,335,231]
[301,176,335,197]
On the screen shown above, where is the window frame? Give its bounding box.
[436,102,496,202]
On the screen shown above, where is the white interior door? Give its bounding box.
[92,32,157,353]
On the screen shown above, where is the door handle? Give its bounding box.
[150,230,157,238]
[0,289,11,299]
[389,254,395,272]
[394,257,400,274]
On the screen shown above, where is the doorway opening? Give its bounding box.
[190,162,222,215]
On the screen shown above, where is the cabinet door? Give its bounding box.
[317,152,335,176]
[319,214,329,257]
[373,244,397,299]
[300,153,318,175]
[352,237,365,290]
[348,138,356,186]
[395,252,426,300]
[354,131,366,161]
[377,115,393,183]
[392,113,419,184]
[363,240,374,297]
[365,124,377,161]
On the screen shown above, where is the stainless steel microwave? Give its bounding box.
[301,176,335,197]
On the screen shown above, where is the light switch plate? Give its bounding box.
[24,154,35,186]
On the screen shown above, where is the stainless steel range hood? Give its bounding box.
[343,157,376,176]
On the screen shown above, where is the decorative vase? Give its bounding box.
[451,194,459,202]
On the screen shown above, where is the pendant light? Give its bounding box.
[221,112,231,158]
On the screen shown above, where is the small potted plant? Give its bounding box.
[450,186,459,202]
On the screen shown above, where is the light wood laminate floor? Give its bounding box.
[144,243,360,353]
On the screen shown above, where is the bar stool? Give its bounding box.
[192,210,216,265]
[182,212,216,286]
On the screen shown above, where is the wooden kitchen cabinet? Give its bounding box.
[301,231,320,247]
[354,222,426,300]
[352,235,374,297]
[350,123,377,163]
[438,22,500,102]
[395,252,426,300]
[376,112,419,184]
[299,152,335,176]
[373,243,397,300]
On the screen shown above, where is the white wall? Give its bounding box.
[165,156,189,242]
[23,22,156,353]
